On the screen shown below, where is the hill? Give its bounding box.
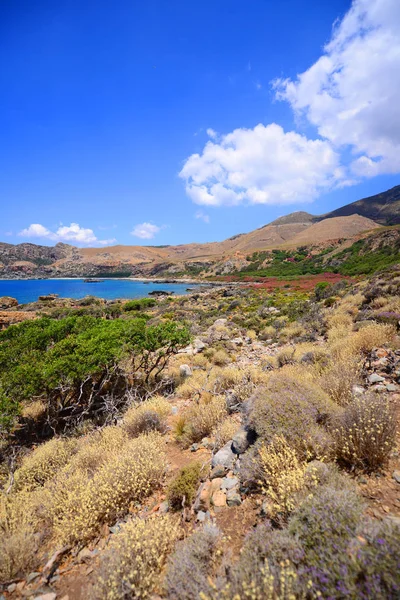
[320,185,400,225]
[1,184,399,279]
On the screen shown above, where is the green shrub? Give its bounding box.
[167,462,202,510]
[123,298,156,312]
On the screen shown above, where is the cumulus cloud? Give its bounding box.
[180,123,344,206]
[195,210,210,223]
[131,222,161,240]
[181,0,400,206]
[274,0,400,177]
[18,222,115,246]
[206,128,218,140]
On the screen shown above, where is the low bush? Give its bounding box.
[50,432,166,545]
[167,462,203,510]
[220,521,304,600]
[0,527,39,582]
[13,437,78,492]
[354,519,400,599]
[212,349,231,367]
[164,525,220,600]
[256,436,307,518]
[248,374,336,460]
[123,298,156,312]
[288,481,363,598]
[94,515,180,599]
[213,414,240,449]
[123,395,171,437]
[318,358,360,406]
[333,394,396,471]
[177,395,227,447]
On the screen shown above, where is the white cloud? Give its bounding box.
[195,210,210,223]
[131,222,161,240]
[274,0,400,177]
[180,123,343,206]
[18,222,114,246]
[181,0,400,206]
[206,128,218,140]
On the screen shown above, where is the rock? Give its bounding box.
[210,478,223,494]
[42,546,70,580]
[190,443,200,452]
[211,490,227,508]
[373,385,387,393]
[34,594,57,600]
[226,489,241,506]
[231,337,244,346]
[109,524,121,534]
[201,437,213,449]
[232,428,255,454]
[148,290,173,296]
[0,296,18,309]
[171,406,178,415]
[212,442,236,469]
[194,481,212,512]
[214,318,228,326]
[210,464,226,479]
[392,470,400,484]
[196,510,210,522]
[352,385,365,396]
[27,572,41,584]
[179,364,192,378]
[7,584,17,594]
[39,294,58,301]
[193,338,207,352]
[368,373,385,384]
[221,476,239,491]
[159,500,169,513]
[77,547,93,563]
[386,384,397,392]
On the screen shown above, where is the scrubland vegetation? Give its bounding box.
[1,265,400,598]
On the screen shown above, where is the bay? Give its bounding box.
[0,279,200,304]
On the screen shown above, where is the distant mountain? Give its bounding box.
[320,185,400,225]
[1,184,398,279]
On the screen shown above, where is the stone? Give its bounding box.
[190,443,200,452]
[211,490,227,508]
[196,510,209,522]
[221,476,239,491]
[211,442,236,469]
[194,481,212,511]
[373,385,387,393]
[226,489,241,506]
[179,364,192,378]
[368,373,385,384]
[229,300,240,309]
[232,428,255,454]
[232,337,244,346]
[109,524,121,534]
[171,406,178,415]
[352,385,365,396]
[27,572,41,584]
[210,478,223,494]
[159,500,169,513]
[34,594,57,600]
[7,584,17,594]
[392,470,400,484]
[193,338,206,352]
[77,547,93,563]
[213,318,228,326]
[0,296,18,309]
[386,384,397,392]
[210,464,226,479]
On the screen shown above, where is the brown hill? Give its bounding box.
[282,215,380,248]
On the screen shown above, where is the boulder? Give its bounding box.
[179,364,192,378]
[368,373,385,384]
[232,428,256,454]
[193,338,207,352]
[210,464,226,479]
[221,476,239,490]
[194,481,212,512]
[0,296,18,309]
[226,489,241,506]
[211,490,227,508]
[212,441,236,469]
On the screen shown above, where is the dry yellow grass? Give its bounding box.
[213,414,240,450]
[176,395,227,446]
[123,396,171,437]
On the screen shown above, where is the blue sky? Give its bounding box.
[1,0,399,246]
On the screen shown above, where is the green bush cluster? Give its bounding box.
[167,462,202,510]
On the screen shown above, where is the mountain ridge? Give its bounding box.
[1,184,399,279]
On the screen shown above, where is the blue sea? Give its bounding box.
[0,279,200,304]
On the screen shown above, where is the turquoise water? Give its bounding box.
[0,279,200,304]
